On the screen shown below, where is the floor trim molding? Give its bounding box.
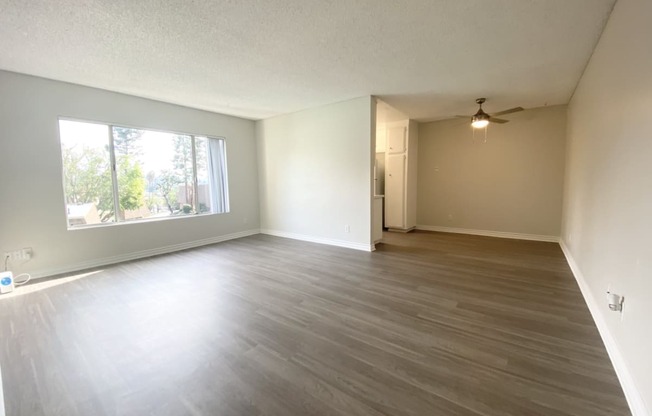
[29,229,262,279]
[559,240,648,416]
[260,229,374,252]
[416,225,560,243]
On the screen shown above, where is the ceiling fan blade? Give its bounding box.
[454,115,469,118]
[490,118,509,124]
[492,107,524,116]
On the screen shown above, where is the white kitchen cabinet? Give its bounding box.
[385,154,405,228]
[384,120,418,232]
[387,125,407,153]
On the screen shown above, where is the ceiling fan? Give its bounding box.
[457,98,524,128]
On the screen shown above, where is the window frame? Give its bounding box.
[57,117,230,230]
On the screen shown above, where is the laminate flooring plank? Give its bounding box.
[0,231,630,415]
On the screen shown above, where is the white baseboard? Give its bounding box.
[559,240,648,416]
[416,225,560,243]
[29,229,261,279]
[260,229,374,252]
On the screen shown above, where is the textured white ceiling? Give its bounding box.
[0,0,615,121]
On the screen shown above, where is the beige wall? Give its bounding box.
[0,71,260,277]
[562,0,652,412]
[417,105,566,237]
[256,97,374,250]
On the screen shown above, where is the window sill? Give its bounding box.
[66,210,229,231]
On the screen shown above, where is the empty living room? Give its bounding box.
[0,0,650,415]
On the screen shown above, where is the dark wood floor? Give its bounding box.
[0,231,629,416]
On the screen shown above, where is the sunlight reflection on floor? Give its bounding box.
[0,270,104,300]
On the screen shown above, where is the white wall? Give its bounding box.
[256,97,374,250]
[562,0,652,413]
[417,105,567,239]
[0,71,260,277]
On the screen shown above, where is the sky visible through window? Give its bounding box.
[59,120,176,173]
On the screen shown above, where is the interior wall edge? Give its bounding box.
[415,225,559,243]
[20,229,261,281]
[260,229,374,252]
[559,239,648,416]
[0,364,4,416]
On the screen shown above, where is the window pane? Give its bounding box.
[194,137,211,213]
[172,134,195,215]
[59,119,228,227]
[59,120,114,227]
[113,128,198,221]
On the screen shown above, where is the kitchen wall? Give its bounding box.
[562,0,652,412]
[0,71,260,277]
[256,96,374,250]
[417,105,567,239]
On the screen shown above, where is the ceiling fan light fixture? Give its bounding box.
[471,116,489,129]
[457,98,523,130]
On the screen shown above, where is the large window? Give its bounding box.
[59,119,229,228]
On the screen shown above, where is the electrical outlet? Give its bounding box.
[3,248,32,262]
[344,225,351,233]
